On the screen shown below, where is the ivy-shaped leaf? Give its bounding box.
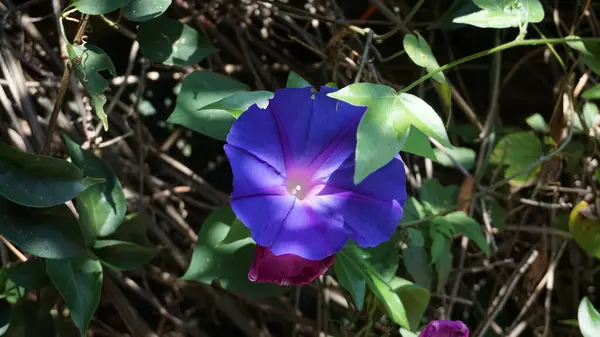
[0,142,100,208]
[138,17,215,66]
[329,83,451,184]
[167,71,249,141]
[67,43,116,131]
[71,0,130,15]
[46,257,103,337]
[123,0,171,22]
[453,0,544,28]
[63,135,126,242]
[490,131,543,187]
[403,33,451,110]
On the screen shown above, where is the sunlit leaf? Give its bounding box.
[219,218,251,246]
[201,91,274,118]
[167,71,249,141]
[525,113,550,133]
[566,35,600,76]
[329,83,451,184]
[569,201,600,259]
[67,43,116,131]
[138,17,215,66]
[433,147,476,170]
[403,33,451,109]
[579,297,600,337]
[453,0,544,28]
[286,71,312,88]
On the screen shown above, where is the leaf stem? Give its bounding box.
[400,37,600,94]
[42,13,89,154]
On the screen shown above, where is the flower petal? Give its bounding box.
[248,245,335,286]
[269,199,350,260]
[316,155,407,247]
[231,195,296,248]
[224,144,286,198]
[226,98,287,176]
[418,320,469,337]
[268,87,367,172]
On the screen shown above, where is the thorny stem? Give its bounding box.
[42,13,89,154]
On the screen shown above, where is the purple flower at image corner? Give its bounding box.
[224,85,407,286]
[418,320,469,337]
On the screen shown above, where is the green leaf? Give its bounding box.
[167,71,249,141]
[339,244,428,330]
[566,35,600,76]
[578,297,600,337]
[365,231,401,282]
[286,71,312,88]
[402,246,432,289]
[0,198,88,259]
[525,113,550,133]
[181,206,288,298]
[577,296,600,337]
[46,257,103,337]
[438,211,490,256]
[434,242,453,290]
[485,198,507,229]
[123,0,171,22]
[92,239,158,271]
[389,276,430,331]
[574,102,600,133]
[583,84,600,100]
[569,201,600,259]
[67,44,116,131]
[430,232,447,265]
[71,0,130,14]
[219,218,251,246]
[329,83,451,184]
[420,179,458,215]
[433,147,476,170]
[401,127,437,161]
[399,197,426,224]
[63,135,126,241]
[453,0,544,28]
[333,251,367,310]
[5,260,50,291]
[106,213,152,246]
[0,142,96,208]
[490,131,543,186]
[138,17,215,66]
[403,33,451,109]
[201,91,273,118]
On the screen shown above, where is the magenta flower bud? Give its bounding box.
[248,245,335,286]
[225,86,407,285]
[418,320,469,337]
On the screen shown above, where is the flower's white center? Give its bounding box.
[286,172,312,200]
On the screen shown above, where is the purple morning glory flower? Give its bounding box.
[418,320,469,337]
[224,86,407,285]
